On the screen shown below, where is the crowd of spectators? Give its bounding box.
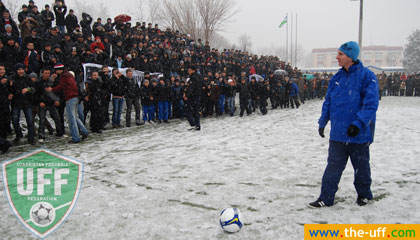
[1,0,417,153]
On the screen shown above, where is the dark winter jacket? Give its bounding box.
[110,75,125,97]
[53,5,67,26]
[35,78,60,106]
[9,73,35,108]
[237,82,250,101]
[80,13,92,38]
[186,73,202,98]
[225,85,236,98]
[156,83,172,101]
[124,76,140,99]
[41,10,55,29]
[140,85,153,106]
[87,77,103,103]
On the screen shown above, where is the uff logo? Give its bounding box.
[1,148,83,239]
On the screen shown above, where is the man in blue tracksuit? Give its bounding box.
[309,41,379,208]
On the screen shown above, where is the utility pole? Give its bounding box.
[286,13,288,64]
[355,0,363,56]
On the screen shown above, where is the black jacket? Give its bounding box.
[124,77,140,99]
[110,75,125,97]
[35,78,60,106]
[140,85,153,106]
[156,83,172,101]
[9,73,35,108]
[237,82,250,100]
[87,77,103,103]
[53,5,67,26]
[65,14,78,32]
[186,73,202,98]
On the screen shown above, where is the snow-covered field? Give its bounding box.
[1,97,419,239]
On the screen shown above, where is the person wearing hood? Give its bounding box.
[9,63,36,145]
[80,12,92,39]
[310,41,379,208]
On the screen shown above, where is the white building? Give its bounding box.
[312,46,403,69]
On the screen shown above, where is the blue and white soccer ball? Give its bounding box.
[219,208,243,233]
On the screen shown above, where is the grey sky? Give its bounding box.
[16,0,420,52]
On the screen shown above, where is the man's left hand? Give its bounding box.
[347,124,360,137]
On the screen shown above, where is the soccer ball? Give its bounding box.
[219,208,243,233]
[30,202,56,227]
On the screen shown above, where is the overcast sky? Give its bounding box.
[12,0,420,53]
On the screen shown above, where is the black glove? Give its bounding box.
[318,128,325,138]
[347,124,360,137]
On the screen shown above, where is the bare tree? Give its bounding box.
[4,0,21,22]
[210,32,231,50]
[196,0,237,43]
[127,0,145,23]
[161,0,201,39]
[258,44,307,68]
[147,0,163,24]
[97,3,110,22]
[72,0,110,23]
[238,33,252,52]
[160,0,237,41]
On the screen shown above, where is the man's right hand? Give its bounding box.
[318,128,325,138]
[40,102,46,108]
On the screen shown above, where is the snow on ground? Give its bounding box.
[1,97,420,239]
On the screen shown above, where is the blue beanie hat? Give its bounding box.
[338,41,360,61]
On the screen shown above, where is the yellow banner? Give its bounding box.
[304,224,420,239]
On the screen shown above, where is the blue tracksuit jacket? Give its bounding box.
[318,61,379,144]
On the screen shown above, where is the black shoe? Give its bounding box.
[195,126,201,131]
[164,120,169,123]
[158,120,162,123]
[356,196,369,206]
[13,138,21,144]
[68,140,80,144]
[308,199,327,208]
[0,140,11,153]
[82,134,88,140]
[28,140,36,145]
